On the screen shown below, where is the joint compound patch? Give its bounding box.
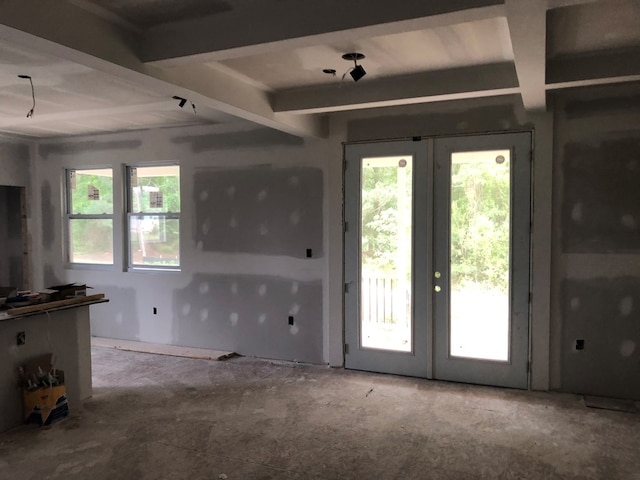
[193,167,323,257]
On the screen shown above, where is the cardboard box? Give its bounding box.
[45,283,90,300]
[19,354,68,427]
[23,385,69,427]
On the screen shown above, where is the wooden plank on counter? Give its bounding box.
[6,293,106,316]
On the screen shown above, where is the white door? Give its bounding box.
[344,133,531,389]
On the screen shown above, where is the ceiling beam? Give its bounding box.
[504,0,547,111]
[143,0,505,66]
[0,0,325,138]
[273,63,520,114]
[547,48,640,87]
[153,65,328,138]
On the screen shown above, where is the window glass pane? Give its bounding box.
[129,216,180,267]
[360,156,413,352]
[130,166,180,213]
[449,150,511,361]
[69,218,113,264]
[70,169,113,214]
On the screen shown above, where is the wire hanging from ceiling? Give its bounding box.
[173,95,197,114]
[18,75,35,118]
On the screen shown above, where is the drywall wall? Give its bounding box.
[173,274,322,362]
[0,139,33,290]
[32,96,557,381]
[28,89,640,399]
[0,141,30,187]
[34,124,330,364]
[341,95,531,143]
[0,187,24,288]
[193,166,323,257]
[552,84,640,399]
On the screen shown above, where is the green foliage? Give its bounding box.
[68,169,181,265]
[450,159,510,292]
[70,171,114,259]
[71,172,113,214]
[130,171,180,265]
[360,158,510,292]
[132,174,180,213]
[361,164,412,275]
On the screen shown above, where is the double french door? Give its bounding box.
[344,133,531,389]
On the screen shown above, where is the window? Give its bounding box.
[66,168,114,265]
[127,165,180,269]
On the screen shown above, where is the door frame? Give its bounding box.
[343,131,533,389]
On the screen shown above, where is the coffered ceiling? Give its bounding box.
[0,0,639,138]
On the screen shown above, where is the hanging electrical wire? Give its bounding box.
[17,75,35,118]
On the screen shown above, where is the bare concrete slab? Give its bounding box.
[1,347,639,479]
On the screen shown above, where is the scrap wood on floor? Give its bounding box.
[91,337,237,361]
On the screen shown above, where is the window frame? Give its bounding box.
[65,167,115,267]
[125,164,181,271]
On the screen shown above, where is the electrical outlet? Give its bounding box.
[576,339,585,351]
[288,316,294,325]
[16,331,25,346]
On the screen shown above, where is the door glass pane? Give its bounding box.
[360,156,413,352]
[449,150,510,361]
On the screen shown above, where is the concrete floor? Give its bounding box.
[1,347,639,480]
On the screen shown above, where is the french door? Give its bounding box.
[344,133,531,389]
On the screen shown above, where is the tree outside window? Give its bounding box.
[127,165,180,269]
[67,168,114,265]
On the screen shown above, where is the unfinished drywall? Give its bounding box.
[342,95,532,143]
[173,274,323,363]
[38,139,142,159]
[562,140,640,253]
[40,180,56,251]
[561,277,640,399]
[193,166,323,257]
[0,187,25,288]
[88,285,141,341]
[552,84,640,400]
[172,128,303,152]
[0,139,33,290]
[0,141,30,187]
[34,123,330,364]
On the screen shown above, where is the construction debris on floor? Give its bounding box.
[0,347,638,480]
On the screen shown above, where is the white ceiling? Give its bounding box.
[0,0,639,139]
[216,17,514,90]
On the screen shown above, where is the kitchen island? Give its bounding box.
[0,295,108,432]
